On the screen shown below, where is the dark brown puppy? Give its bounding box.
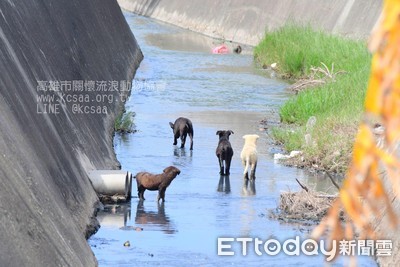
[233,45,242,54]
[135,166,181,202]
[216,130,234,175]
[169,117,194,150]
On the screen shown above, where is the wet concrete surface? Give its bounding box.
[88,12,376,266]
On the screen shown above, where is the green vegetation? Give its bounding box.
[114,110,136,133]
[255,24,372,173]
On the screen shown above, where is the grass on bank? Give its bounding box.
[254,24,372,173]
[114,110,136,134]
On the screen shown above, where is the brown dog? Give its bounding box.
[135,166,181,202]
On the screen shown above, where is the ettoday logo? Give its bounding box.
[217,237,337,261]
[218,237,393,260]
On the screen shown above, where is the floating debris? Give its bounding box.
[119,226,144,232]
[274,150,302,161]
[270,189,338,223]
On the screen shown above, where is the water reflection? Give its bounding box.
[135,200,176,234]
[217,175,231,193]
[173,147,193,158]
[241,179,256,196]
[97,204,131,228]
[304,172,343,194]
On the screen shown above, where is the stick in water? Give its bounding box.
[295,178,309,192]
[325,172,340,190]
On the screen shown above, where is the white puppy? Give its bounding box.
[240,134,259,180]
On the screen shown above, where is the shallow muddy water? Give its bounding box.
[88,12,376,267]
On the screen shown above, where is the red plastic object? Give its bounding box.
[212,44,229,54]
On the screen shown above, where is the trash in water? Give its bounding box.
[274,151,302,161]
[119,226,144,232]
[212,44,228,54]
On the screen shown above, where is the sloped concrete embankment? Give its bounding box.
[0,0,142,266]
[118,0,381,45]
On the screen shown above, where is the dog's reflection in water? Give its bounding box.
[134,200,176,234]
[173,147,193,158]
[217,175,231,193]
[241,179,256,196]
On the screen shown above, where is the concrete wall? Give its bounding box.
[118,0,382,46]
[0,0,142,266]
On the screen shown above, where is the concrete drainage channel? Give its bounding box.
[88,12,377,266]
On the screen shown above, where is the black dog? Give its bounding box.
[169,117,194,150]
[216,130,234,175]
[233,45,242,54]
